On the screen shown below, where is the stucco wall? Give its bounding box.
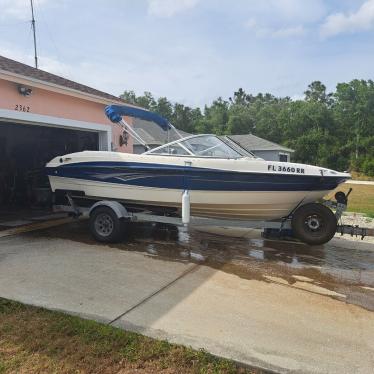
[0,78,133,153]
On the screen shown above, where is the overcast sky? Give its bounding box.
[1,0,374,107]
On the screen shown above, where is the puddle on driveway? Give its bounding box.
[29,219,374,311]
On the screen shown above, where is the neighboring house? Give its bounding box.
[132,118,190,154]
[225,134,294,162]
[132,120,294,162]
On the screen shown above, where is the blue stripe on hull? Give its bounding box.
[46,161,347,192]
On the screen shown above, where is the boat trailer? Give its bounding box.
[54,188,374,245]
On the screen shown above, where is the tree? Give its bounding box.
[155,97,173,120]
[226,104,255,135]
[172,103,202,133]
[334,80,374,166]
[120,90,156,110]
[304,81,332,105]
[120,80,374,174]
[229,88,254,105]
[199,98,229,135]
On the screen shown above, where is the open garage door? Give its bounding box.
[0,121,99,210]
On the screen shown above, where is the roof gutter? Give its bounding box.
[253,148,295,153]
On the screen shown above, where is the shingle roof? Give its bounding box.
[133,127,161,146]
[132,118,191,146]
[227,134,294,153]
[131,121,294,154]
[0,55,125,103]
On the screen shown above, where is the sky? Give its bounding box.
[1,0,374,107]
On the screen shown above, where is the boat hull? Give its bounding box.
[48,175,331,220]
[46,152,350,221]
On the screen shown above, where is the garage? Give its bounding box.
[0,121,98,208]
[0,54,135,224]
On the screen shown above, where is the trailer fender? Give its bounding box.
[89,201,130,219]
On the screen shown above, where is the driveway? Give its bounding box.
[0,220,373,374]
[345,180,374,185]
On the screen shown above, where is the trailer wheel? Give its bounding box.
[291,203,337,245]
[89,206,123,243]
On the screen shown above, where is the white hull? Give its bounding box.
[49,175,330,220]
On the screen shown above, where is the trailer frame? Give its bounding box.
[54,189,374,244]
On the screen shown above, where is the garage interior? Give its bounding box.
[0,121,98,221]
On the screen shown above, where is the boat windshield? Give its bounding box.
[145,135,244,159]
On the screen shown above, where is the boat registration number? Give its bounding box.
[268,165,305,174]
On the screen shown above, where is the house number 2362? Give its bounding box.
[15,104,30,112]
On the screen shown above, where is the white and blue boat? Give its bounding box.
[46,105,350,221]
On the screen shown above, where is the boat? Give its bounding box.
[46,105,350,221]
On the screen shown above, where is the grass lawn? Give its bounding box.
[0,298,260,374]
[326,183,374,217]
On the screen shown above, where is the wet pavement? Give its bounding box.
[0,208,67,231]
[30,219,374,312]
[2,219,374,373]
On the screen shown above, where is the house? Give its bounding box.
[132,118,190,154]
[225,134,294,162]
[0,54,293,213]
[0,55,138,209]
[132,121,293,161]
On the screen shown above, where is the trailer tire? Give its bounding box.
[291,203,337,245]
[89,206,123,243]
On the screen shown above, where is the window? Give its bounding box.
[279,153,288,162]
[181,135,242,158]
[146,135,243,159]
[149,143,190,156]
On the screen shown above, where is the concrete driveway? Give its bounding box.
[0,220,373,374]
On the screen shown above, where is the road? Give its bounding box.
[0,220,373,374]
[345,180,374,185]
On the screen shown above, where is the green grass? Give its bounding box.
[326,183,374,216]
[0,298,260,374]
[350,171,374,182]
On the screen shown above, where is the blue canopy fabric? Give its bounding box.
[105,104,171,131]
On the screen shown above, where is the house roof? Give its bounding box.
[0,55,126,103]
[227,134,294,153]
[132,118,191,146]
[131,121,294,154]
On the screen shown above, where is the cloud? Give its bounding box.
[244,18,257,29]
[147,0,199,18]
[245,18,305,38]
[0,44,78,83]
[241,0,326,25]
[3,0,374,110]
[271,25,305,38]
[290,93,305,101]
[0,0,49,20]
[268,0,326,23]
[0,46,32,64]
[321,0,374,38]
